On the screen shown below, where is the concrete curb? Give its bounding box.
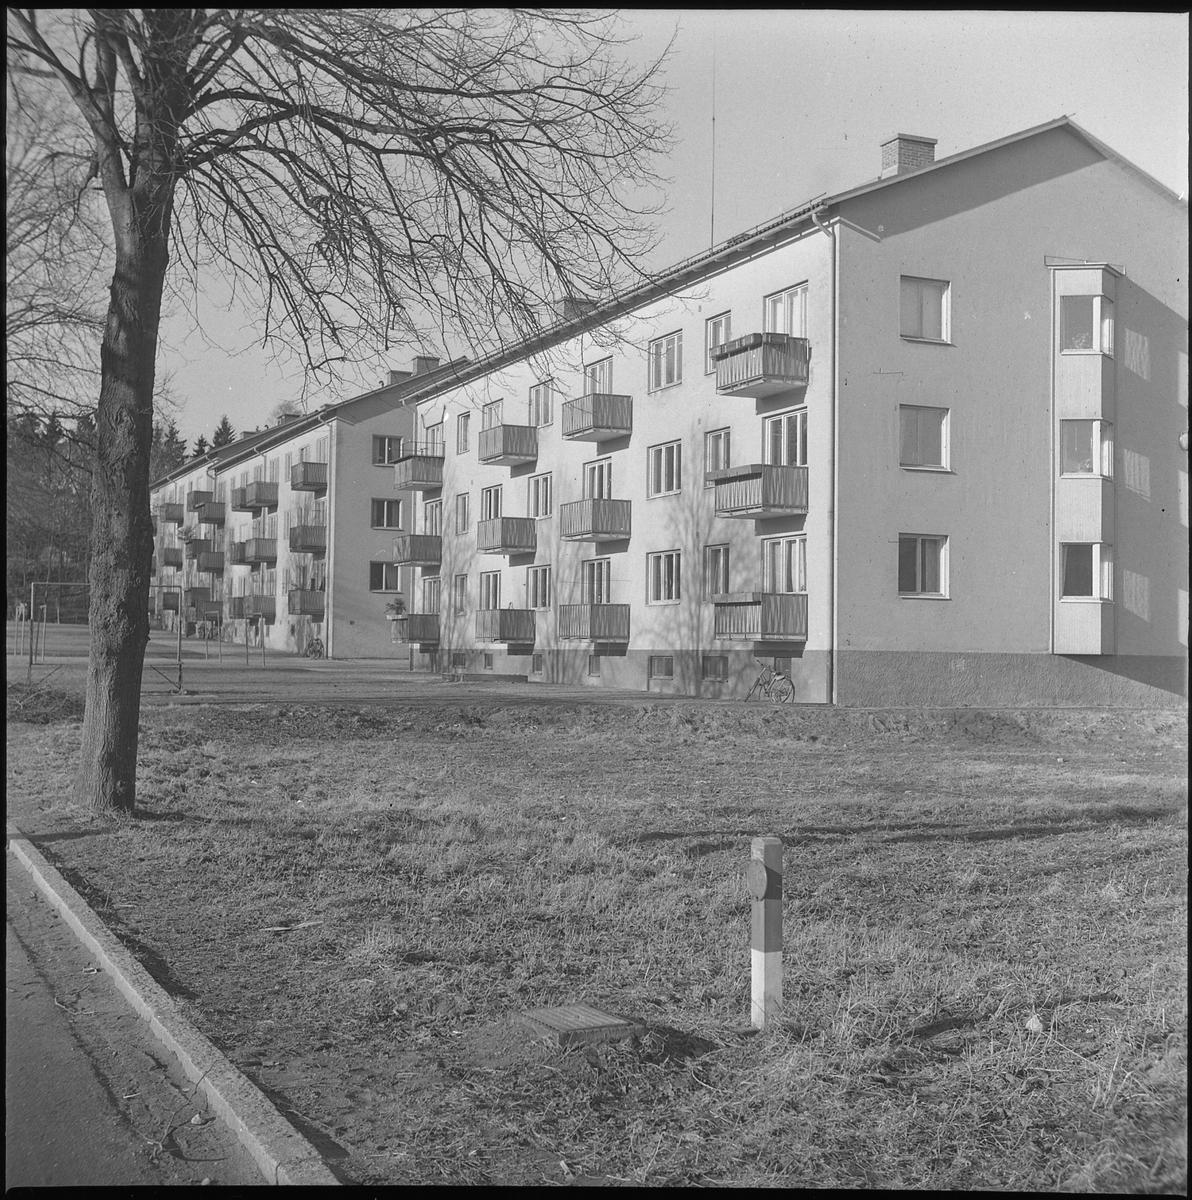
[6,823,339,1186]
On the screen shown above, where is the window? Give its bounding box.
[423,577,441,614]
[371,498,403,528]
[588,654,602,677]
[529,383,553,427]
[372,436,404,465]
[425,422,445,455]
[704,428,730,485]
[452,574,468,614]
[1061,295,1114,355]
[479,571,501,610]
[648,441,682,497]
[585,458,613,500]
[1061,543,1112,600]
[481,400,503,430]
[765,411,807,466]
[702,655,728,681]
[900,276,950,342]
[532,653,543,674]
[456,412,470,453]
[648,550,681,604]
[764,285,807,338]
[705,544,730,597]
[900,406,949,469]
[648,330,683,391]
[528,565,551,609]
[451,651,466,668]
[1061,420,1113,476]
[706,311,732,373]
[298,444,308,463]
[316,436,328,462]
[424,499,443,536]
[455,493,470,533]
[582,558,611,605]
[649,655,674,679]
[528,473,553,518]
[898,535,948,596]
[268,458,279,483]
[283,452,292,477]
[369,561,402,591]
[584,357,612,395]
[763,536,806,593]
[480,485,502,522]
[484,653,494,671]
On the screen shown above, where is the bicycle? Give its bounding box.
[303,636,325,659]
[745,658,795,703]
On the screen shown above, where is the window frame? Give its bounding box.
[527,564,552,610]
[480,485,502,522]
[648,655,675,680]
[704,427,730,486]
[582,558,612,605]
[899,405,950,471]
[455,493,470,534]
[1060,419,1113,478]
[479,570,501,611]
[705,311,732,374]
[584,357,613,395]
[456,412,470,454]
[704,543,730,598]
[584,458,613,500]
[647,440,682,498]
[761,536,806,594]
[528,472,553,518]
[481,399,503,430]
[702,654,729,681]
[528,382,554,428]
[424,499,443,536]
[1060,294,1114,356]
[452,573,468,615]
[1060,542,1113,601]
[764,410,808,467]
[899,276,951,344]
[647,330,683,392]
[368,561,402,592]
[763,284,808,338]
[423,576,441,614]
[647,549,682,605]
[897,534,950,598]
[370,497,403,529]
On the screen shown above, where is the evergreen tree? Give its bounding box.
[192,434,209,457]
[211,414,235,447]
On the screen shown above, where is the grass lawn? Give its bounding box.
[6,683,1187,1189]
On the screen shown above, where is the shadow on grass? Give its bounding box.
[243,1075,355,1182]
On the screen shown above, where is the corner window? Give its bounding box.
[900,276,950,342]
[647,550,681,604]
[704,544,730,597]
[899,406,949,469]
[705,312,732,373]
[648,331,683,391]
[371,498,403,529]
[527,565,551,609]
[1061,295,1114,355]
[648,441,682,497]
[1061,420,1113,477]
[369,561,402,592]
[898,534,948,597]
[704,428,730,485]
[1061,543,1112,600]
[764,285,807,338]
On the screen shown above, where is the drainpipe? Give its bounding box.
[811,207,838,706]
[318,413,337,660]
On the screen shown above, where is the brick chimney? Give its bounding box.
[387,369,412,386]
[412,355,440,375]
[880,133,937,179]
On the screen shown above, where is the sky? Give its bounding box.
[158,9,1189,447]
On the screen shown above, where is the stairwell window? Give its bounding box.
[647,550,681,604]
[371,498,402,529]
[1061,543,1112,600]
[898,534,949,597]
[648,441,682,497]
[899,406,949,470]
[900,276,950,343]
[648,331,683,392]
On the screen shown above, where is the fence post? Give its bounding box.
[746,836,783,1029]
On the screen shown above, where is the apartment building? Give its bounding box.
[387,118,1187,705]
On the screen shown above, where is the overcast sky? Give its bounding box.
[159,9,1189,446]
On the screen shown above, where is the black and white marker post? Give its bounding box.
[746,836,783,1029]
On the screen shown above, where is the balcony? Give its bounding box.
[185,538,212,560]
[559,498,632,542]
[289,524,327,554]
[228,541,247,565]
[244,537,277,564]
[712,333,811,397]
[561,393,633,443]
[390,613,441,644]
[707,464,808,518]
[392,534,442,567]
[476,609,536,643]
[157,502,185,525]
[558,604,631,642]
[477,517,537,556]
[196,501,225,525]
[478,424,538,466]
[231,487,253,512]
[227,595,248,619]
[393,449,444,492]
[160,591,180,611]
[186,491,213,513]
[161,546,184,568]
[291,461,328,492]
[246,594,276,621]
[194,598,223,622]
[712,592,808,641]
[288,589,326,618]
[183,587,210,607]
[197,551,225,574]
[245,480,279,509]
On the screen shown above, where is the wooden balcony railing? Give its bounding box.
[183,587,210,607]
[476,517,537,555]
[475,609,536,643]
[390,613,441,644]
[478,424,538,466]
[227,595,248,619]
[559,498,632,541]
[561,393,633,442]
[392,534,442,566]
[161,546,184,568]
[160,591,180,611]
[712,333,811,397]
[289,524,327,553]
[245,480,279,509]
[157,502,185,525]
[288,588,326,618]
[707,464,809,518]
[244,537,277,564]
[228,542,246,565]
[231,487,253,512]
[196,501,225,525]
[558,603,631,642]
[291,461,328,491]
[393,453,444,491]
[186,491,213,512]
[185,538,212,560]
[197,551,225,573]
[246,594,276,620]
[712,592,808,641]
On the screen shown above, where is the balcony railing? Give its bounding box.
[244,537,277,564]
[246,594,276,620]
[183,587,210,607]
[558,603,631,642]
[707,464,809,518]
[227,595,247,619]
[161,546,184,568]
[712,592,808,641]
[289,524,327,553]
[184,538,212,560]
[157,502,185,525]
[478,424,538,466]
[197,551,225,574]
[291,461,328,491]
[476,517,537,556]
[186,491,213,512]
[160,591,180,611]
[231,487,253,512]
[392,534,442,567]
[559,498,632,542]
[390,613,441,644]
[288,588,326,618]
[561,393,633,442]
[393,452,444,491]
[476,608,536,643]
[712,333,811,397]
[194,598,223,622]
[228,541,247,565]
[245,480,279,508]
[196,501,225,525]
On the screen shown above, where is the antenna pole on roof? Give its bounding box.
[710,27,717,247]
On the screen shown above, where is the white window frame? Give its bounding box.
[648,440,682,497]
[704,428,730,487]
[424,499,443,536]
[762,536,806,594]
[705,543,730,597]
[584,357,612,395]
[481,399,503,430]
[705,311,732,374]
[529,382,553,428]
[479,570,501,611]
[900,276,951,343]
[456,412,470,453]
[582,558,611,605]
[648,330,683,392]
[764,410,807,467]
[452,573,468,615]
[455,493,470,533]
[1060,420,1113,478]
[1060,294,1114,356]
[369,561,402,592]
[647,549,681,604]
[423,576,441,614]
[527,564,551,610]
[1060,542,1113,601]
[898,534,949,598]
[585,458,613,500]
[370,498,403,529]
[899,405,950,471]
[528,472,553,518]
[424,422,445,455]
[480,485,502,522]
[764,284,808,338]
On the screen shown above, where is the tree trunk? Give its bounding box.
[76,233,171,816]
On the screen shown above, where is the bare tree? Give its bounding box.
[6,8,668,814]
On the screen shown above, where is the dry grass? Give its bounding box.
[6,696,1187,1189]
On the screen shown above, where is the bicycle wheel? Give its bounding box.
[771,676,795,704]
